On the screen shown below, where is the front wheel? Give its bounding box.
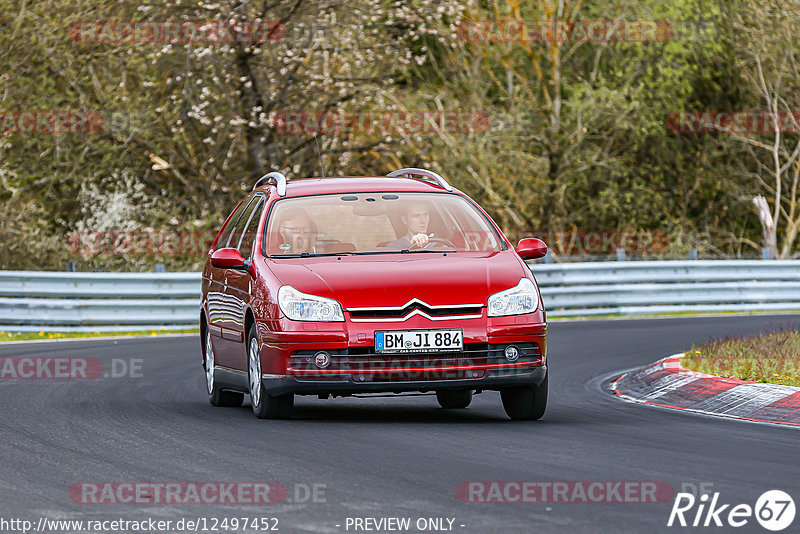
[500,373,548,421]
[247,325,293,419]
[436,390,473,409]
[204,330,243,407]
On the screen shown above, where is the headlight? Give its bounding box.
[487,278,539,317]
[278,285,344,322]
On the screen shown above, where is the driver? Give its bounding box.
[278,208,317,254]
[386,203,434,249]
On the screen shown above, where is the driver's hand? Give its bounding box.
[410,233,434,248]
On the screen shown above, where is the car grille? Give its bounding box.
[346,300,483,322]
[288,343,541,382]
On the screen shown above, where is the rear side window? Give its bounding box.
[226,196,260,250]
[215,196,253,251]
[236,197,265,258]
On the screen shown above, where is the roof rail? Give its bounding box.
[253,172,288,196]
[387,167,453,192]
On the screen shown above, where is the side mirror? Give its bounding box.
[211,248,247,270]
[515,238,548,259]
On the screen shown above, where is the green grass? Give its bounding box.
[683,328,800,387]
[0,328,199,342]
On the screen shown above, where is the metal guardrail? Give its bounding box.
[529,260,800,316]
[0,260,799,331]
[0,271,199,331]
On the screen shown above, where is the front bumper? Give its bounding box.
[260,365,547,396]
[253,315,547,396]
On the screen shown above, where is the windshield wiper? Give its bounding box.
[400,249,458,254]
[343,249,458,255]
[269,252,357,258]
[269,250,457,258]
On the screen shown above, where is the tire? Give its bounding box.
[436,389,473,409]
[500,372,548,421]
[247,324,293,419]
[204,329,244,407]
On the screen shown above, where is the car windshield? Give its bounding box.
[264,192,504,257]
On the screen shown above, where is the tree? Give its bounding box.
[723,0,800,258]
[0,0,462,269]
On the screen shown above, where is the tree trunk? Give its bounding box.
[753,195,778,258]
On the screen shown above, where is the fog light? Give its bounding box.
[504,345,520,362]
[314,351,331,368]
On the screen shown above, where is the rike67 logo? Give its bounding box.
[668,490,795,531]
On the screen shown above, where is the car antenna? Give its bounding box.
[314,134,326,177]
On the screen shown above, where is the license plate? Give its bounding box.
[375,329,463,353]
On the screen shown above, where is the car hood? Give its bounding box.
[264,252,527,309]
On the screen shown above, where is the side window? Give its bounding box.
[226,196,259,250]
[236,197,265,258]
[215,197,253,251]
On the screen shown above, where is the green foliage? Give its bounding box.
[0,0,795,269]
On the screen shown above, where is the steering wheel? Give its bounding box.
[408,237,457,250]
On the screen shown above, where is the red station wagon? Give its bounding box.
[200,168,549,420]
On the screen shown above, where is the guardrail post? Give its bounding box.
[155,264,166,272]
[66,261,76,272]
[689,249,698,260]
[616,247,626,261]
[544,251,553,264]
[762,247,772,260]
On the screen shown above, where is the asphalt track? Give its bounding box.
[1,315,799,534]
